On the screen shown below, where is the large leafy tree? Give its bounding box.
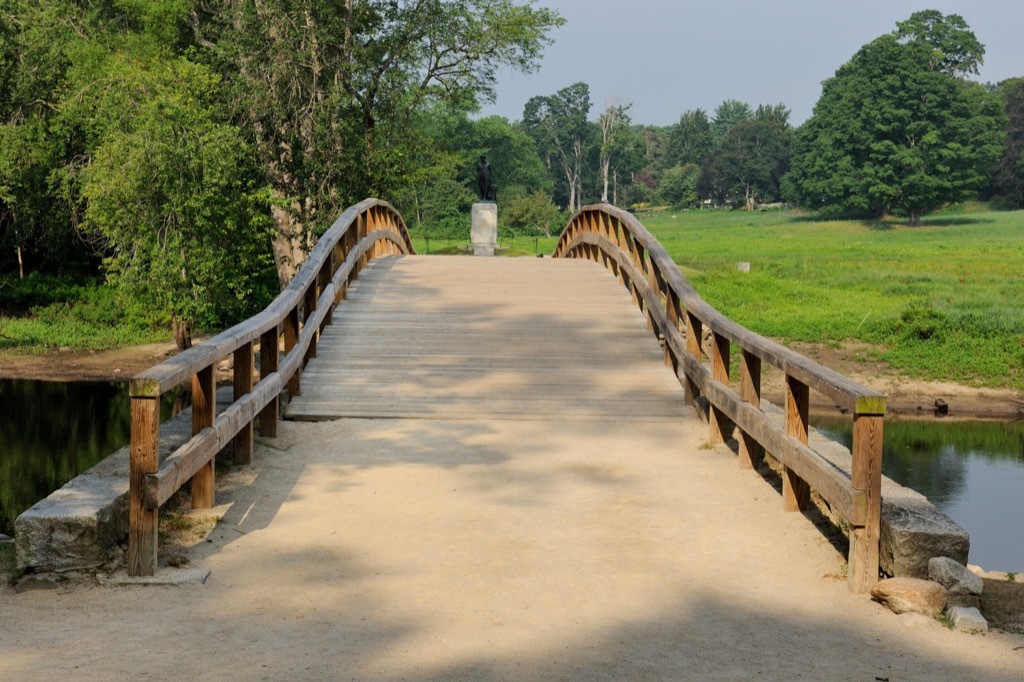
[523,82,592,211]
[198,0,564,285]
[701,105,791,210]
[665,109,714,168]
[784,11,1005,224]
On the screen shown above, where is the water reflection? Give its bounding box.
[0,379,184,536]
[813,414,1024,572]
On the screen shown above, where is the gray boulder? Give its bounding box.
[929,556,983,596]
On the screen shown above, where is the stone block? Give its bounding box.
[947,605,988,633]
[471,202,497,256]
[880,498,969,578]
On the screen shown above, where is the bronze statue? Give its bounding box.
[476,155,496,202]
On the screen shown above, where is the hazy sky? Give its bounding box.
[476,0,1024,126]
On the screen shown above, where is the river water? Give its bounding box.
[1,379,1022,571]
[0,379,183,537]
[813,414,1024,573]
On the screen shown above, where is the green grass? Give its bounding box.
[0,275,170,352]
[635,206,1024,388]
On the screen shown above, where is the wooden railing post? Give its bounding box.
[128,393,159,577]
[783,375,810,511]
[710,332,731,443]
[304,281,318,362]
[849,412,884,592]
[285,306,301,396]
[232,341,254,465]
[737,349,764,469]
[684,311,702,405]
[259,327,279,438]
[191,365,215,509]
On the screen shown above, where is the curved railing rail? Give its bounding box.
[554,204,885,593]
[128,199,413,576]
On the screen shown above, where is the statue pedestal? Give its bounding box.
[470,202,497,256]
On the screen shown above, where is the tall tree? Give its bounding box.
[784,12,1004,224]
[702,110,791,210]
[200,0,564,285]
[597,100,632,203]
[711,99,752,147]
[990,78,1024,208]
[666,108,714,168]
[523,82,592,211]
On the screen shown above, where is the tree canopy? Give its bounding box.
[784,11,1005,224]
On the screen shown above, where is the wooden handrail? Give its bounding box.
[127,199,413,576]
[554,204,884,594]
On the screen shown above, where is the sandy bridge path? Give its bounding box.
[2,413,1023,680]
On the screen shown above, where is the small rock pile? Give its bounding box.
[871,557,988,633]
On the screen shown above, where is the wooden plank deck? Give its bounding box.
[286,255,687,421]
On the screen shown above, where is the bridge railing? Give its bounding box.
[554,204,885,593]
[127,199,413,576]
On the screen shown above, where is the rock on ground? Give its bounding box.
[872,577,948,617]
[947,606,989,633]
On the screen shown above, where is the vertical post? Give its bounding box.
[684,311,702,405]
[232,341,254,466]
[259,327,280,438]
[285,306,301,396]
[737,350,764,469]
[709,332,731,444]
[849,411,884,593]
[128,392,159,577]
[304,282,318,362]
[783,375,810,511]
[320,252,334,330]
[191,365,215,509]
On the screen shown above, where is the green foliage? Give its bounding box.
[658,164,701,208]
[785,13,1006,224]
[501,190,564,237]
[523,82,593,210]
[701,111,791,209]
[666,109,714,168]
[639,206,1024,388]
[990,78,1024,208]
[711,99,752,146]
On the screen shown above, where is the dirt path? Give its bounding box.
[3,415,1023,680]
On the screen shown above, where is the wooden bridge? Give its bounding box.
[127,199,885,593]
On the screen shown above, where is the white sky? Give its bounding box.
[476,0,1024,126]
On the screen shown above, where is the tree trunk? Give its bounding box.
[909,209,921,226]
[172,316,193,352]
[16,245,24,280]
[270,204,306,289]
[600,158,610,203]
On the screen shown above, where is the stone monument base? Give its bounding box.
[471,202,497,256]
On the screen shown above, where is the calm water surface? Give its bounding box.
[0,379,182,536]
[813,414,1024,573]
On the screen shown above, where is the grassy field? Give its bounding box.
[630,205,1024,389]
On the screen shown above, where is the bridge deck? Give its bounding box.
[287,255,686,421]
[6,258,1019,680]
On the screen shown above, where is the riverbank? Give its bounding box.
[1,339,1020,420]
